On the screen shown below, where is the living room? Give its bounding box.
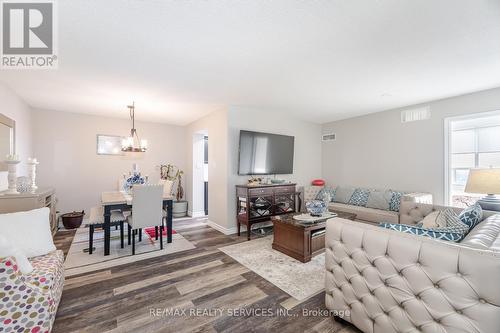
[1,1,500,333]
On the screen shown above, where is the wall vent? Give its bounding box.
[322,133,336,141]
[401,106,431,123]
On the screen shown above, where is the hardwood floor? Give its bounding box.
[53,218,359,333]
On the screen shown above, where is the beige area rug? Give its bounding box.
[64,226,196,277]
[218,236,325,301]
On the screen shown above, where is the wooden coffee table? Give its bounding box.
[272,210,356,263]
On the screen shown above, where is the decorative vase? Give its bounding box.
[123,171,146,193]
[4,159,21,194]
[172,200,188,218]
[26,158,39,191]
[305,200,327,216]
[16,176,32,193]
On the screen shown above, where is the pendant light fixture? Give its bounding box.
[122,102,148,152]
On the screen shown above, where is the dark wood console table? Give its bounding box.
[236,183,301,240]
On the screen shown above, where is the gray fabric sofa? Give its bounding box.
[302,185,432,224]
[325,201,500,333]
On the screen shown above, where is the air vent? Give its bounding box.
[322,133,336,141]
[401,106,431,123]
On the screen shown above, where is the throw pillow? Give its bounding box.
[0,208,56,258]
[379,223,464,242]
[348,188,371,207]
[434,208,470,236]
[0,234,33,274]
[366,190,392,210]
[459,203,483,229]
[421,211,440,229]
[315,187,336,202]
[333,187,356,204]
[389,191,404,212]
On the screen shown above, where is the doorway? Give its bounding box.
[192,131,208,217]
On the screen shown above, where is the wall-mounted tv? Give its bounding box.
[238,130,295,175]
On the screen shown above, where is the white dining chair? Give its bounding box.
[127,184,164,254]
[88,206,126,255]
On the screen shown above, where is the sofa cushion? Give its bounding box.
[315,186,336,202]
[333,186,355,204]
[389,191,404,212]
[366,190,392,210]
[328,202,399,224]
[461,214,500,250]
[0,208,56,258]
[348,188,370,207]
[459,203,483,229]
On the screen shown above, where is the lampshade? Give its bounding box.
[464,168,500,195]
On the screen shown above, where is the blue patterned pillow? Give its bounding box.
[379,223,464,242]
[389,191,403,212]
[459,203,483,229]
[380,208,469,242]
[348,188,371,207]
[315,187,336,202]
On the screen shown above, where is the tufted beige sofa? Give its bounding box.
[325,201,500,333]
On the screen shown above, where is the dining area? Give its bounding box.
[92,185,174,256]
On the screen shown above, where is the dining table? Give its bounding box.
[101,191,174,256]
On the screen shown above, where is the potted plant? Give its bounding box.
[161,164,188,218]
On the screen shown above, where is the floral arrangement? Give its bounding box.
[123,172,146,192]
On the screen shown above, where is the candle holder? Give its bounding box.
[27,158,40,192]
[4,159,21,194]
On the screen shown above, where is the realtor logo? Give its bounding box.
[1,0,57,69]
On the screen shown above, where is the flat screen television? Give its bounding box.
[238,130,295,175]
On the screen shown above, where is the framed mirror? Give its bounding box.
[0,114,15,171]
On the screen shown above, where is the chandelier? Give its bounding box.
[121,102,148,152]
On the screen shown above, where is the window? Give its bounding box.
[446,112,500,207]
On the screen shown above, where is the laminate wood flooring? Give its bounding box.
[53,219,360,333]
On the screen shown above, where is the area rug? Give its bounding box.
[64,226,195,277]
[218,236,325,301]
[143,226,176,242]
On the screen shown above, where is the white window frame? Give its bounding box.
[444,110,500,206]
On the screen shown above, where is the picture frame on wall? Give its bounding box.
[97,134,124,155]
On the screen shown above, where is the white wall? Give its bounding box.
[31,109,186,214]
[322,87,500,205]
[0,83,32,182]
[185,109,229,231]
[227,106,322,232]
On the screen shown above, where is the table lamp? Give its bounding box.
[464,168,500,211]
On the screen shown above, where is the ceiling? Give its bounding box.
[2,0,500,125]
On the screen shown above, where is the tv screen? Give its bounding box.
[238,130,294,175]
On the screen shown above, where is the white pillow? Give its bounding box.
[421,211,440,229]
[159,179,174,196]
[0,207,56,258]
[0,234,33,274]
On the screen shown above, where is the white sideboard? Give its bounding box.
[0,187,57,235]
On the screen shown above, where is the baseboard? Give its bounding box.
[188,210,207,218]
[205,220,273,236]
[205,220,239,235]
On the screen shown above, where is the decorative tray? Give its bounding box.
[293,212,337,223]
